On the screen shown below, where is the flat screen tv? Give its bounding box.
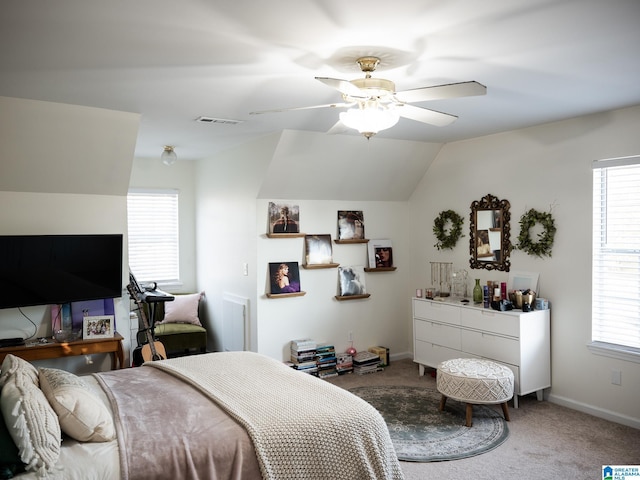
[0,234,123,310]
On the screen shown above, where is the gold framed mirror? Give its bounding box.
[469,194,511,271]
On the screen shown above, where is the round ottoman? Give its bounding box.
[436,358,514,427]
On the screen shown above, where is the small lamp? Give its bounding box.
[161,145,177,166]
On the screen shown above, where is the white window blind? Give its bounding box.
[127,190,179,284]
[592,156,640,352]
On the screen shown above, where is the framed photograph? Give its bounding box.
[338,266,367,296]
[71,298,115,334]
[305,234,333,265]
[269,202,300,234]
[368,239,393,268]
[82,315,115,339]
[269,262,301,294]
[337,210,365,240]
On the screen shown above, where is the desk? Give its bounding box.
[0,333,125,369]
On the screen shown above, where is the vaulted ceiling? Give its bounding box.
[1,0,639,163]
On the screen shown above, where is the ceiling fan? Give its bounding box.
[250,56,486,139]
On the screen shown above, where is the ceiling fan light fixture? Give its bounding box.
[161,145,177,166]
[339,103,399,139]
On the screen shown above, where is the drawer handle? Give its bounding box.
[481,311,495,317]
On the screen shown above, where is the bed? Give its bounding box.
[0,351,404,480]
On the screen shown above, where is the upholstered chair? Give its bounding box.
[137,292,207,358]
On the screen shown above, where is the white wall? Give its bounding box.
[408,105,640,427]
[255,199,411,360]
[193,134,279,351]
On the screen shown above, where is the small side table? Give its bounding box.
[0,332,125,370]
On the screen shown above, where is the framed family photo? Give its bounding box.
[82,315,115,339]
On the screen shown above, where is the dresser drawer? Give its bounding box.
[460,308,519,337]
[461,329,520,365]
[413,300,460,326]
[414,340,462,368]
[414,319,461,350]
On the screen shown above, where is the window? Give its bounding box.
[591,155,640,362]
[127,189,179,284]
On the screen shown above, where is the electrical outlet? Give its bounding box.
[242,263,248,276]
[348,331,353,341]
[611,369,622,386]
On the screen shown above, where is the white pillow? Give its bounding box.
[39,368,115,443]
[159,292,204,326]
[0,357,61,473]
[0,353,39,389]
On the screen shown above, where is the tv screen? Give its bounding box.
[0,234,123,309]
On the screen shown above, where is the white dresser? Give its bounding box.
[412,297,550,407]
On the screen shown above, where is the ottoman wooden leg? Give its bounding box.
[501,402,511,421]
[465,403,473,427]
[439,394,447,411]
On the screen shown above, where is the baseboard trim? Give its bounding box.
[390,351,413,363]
[548,393,640,429]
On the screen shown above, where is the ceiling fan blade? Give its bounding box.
[395,104,457,127]
[315,77,367,98]
[394,81,486,104]
[250,102,354,115]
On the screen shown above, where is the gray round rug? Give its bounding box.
[349,385,509,462]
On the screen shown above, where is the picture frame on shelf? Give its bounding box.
[269,262,302,294]
[305,234,334,265]
[82,315,115,339]
[268,202,300,234]
[367,239,393,268]
[338,265,367,296]
[337,210,365,240]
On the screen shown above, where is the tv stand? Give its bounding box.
[0,333,124,369]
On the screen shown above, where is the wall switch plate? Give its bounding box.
[611,369,622,386]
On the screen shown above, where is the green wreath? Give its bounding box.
[516,208,556,257]
[433,210,465,250]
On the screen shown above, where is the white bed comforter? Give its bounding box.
[147,351,404,480]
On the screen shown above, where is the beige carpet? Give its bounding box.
[327,358,640,480]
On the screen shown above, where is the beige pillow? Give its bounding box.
[159,292,204,326]
[0,357,61,473]
[39,368,115,442]
[0,353,39,388]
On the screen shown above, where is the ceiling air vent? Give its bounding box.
[196,116,243,125]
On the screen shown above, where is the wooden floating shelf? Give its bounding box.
[266,233,306,238]
[266,291,307,299]
[334,239,369,244]
[335,294,371,301]
[302,263,340,269]
[364,267,397,272]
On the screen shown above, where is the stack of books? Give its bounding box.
[353,350,383,375]
[315,343,338,379]
[336,352,354,374]
[368,346,389,367]
[290,339,318,375]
